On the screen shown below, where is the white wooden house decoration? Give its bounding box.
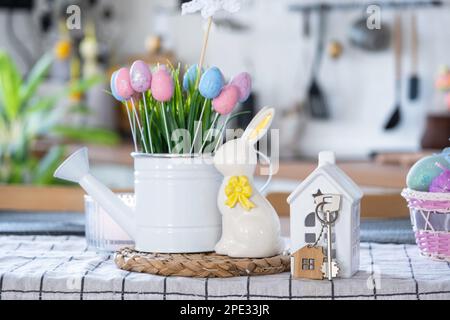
[287,151,363,278]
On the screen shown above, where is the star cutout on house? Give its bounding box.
[312,189,323,198]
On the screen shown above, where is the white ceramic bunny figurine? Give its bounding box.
[213,107,284,258]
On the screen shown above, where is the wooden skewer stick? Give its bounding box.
[124,101,138,152]
[142,93,154,154]
[200,113,220,153]
[213,113,231,153]
[195,17,213,88]
[131,98,149,153]
[190,99,208,154]
[161,102,172,153]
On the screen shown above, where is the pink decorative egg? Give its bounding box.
[230,72,252,103]
[130,60,152,93]
[212,84,240,115]
[115,68,134,100]
[151,67,174,102]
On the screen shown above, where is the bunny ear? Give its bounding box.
[241,107,275,145]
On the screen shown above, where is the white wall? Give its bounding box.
[1,0,449,158]
[85,0,450,158]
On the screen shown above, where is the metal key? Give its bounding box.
[315,194,341,281]
[326,210,333,281]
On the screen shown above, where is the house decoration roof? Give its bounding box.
[291,245,324,258]
[287,151,363,204]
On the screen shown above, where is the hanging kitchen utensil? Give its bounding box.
[349,15,390,52]
[306,6,329,119]
[302,8,311,37]
[408,13,420,101]
[384,14,403,130]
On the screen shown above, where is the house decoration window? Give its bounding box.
[305,212,316,227]
[302,258,315,270]
[302,258,309,270]
[305,233,316,243]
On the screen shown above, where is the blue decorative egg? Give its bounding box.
[110,71,124,102]
[199,67,224,99]
[183,64,203,91]
[406,153,450,191]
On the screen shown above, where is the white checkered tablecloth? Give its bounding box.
[0,236,449,300]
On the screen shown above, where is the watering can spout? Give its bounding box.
[54,148,135,238]
[53,147,90,183]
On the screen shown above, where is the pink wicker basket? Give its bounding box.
[402,188,450,262]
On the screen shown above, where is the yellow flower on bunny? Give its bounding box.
[225,176,256,211]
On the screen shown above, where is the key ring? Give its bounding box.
[315,201,339,225]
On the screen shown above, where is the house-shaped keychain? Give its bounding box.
[287,151,363,279]
[291,246,325,280]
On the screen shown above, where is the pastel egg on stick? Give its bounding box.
[190,66,224,154]
[151,66,174,152]
[230,72,252,103]
[212,84,240,115]
[110,71,124,102]
[110,69,138,151]
[116,67,148,153]
[130,60,152,93]
[151,66,174,102]
[115,67,135,100]
[202,84,239,153]
[211,84,240,153]
[131,60,154,153]
[183,64,204,91]
[199,67,224,99]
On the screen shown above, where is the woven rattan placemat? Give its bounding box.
[115,247,290,278]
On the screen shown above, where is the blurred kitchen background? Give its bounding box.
[2,0,450,155]
[0,0,449,222]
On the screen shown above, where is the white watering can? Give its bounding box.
[54,148,222,253]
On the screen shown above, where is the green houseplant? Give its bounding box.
[0,50,118,185]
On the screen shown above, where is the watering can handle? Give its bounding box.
[256,150,273,194]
